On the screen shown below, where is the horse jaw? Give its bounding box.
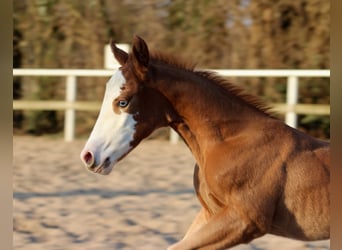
[80,70,137,175]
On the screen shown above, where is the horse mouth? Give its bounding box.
[82,148,134,175]
[87,157,113,175]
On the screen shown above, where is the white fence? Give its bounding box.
[13,69,330,142]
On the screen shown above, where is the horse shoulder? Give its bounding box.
[200,134,285,225]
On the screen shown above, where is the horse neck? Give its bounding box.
[149,65,270,164]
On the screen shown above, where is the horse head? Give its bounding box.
[80,36,176,174]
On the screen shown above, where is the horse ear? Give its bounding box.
[110,39,128,66]
[132,35,149,80]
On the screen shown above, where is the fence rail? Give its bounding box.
[13,69,330,142]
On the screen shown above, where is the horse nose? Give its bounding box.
[81,151,95,168]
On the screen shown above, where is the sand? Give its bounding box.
[13,136,330,250]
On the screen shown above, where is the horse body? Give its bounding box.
[149,59,329,248]
[81,36,329,249]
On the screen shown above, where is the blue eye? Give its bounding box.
[118,100,129,108]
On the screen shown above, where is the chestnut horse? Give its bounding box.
[80,36,330,249]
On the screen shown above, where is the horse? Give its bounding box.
[80,36,330,249]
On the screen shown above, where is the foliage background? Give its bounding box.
[13,0,330,139]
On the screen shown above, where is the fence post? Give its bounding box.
[285,75,299,128]
[64,75,77,141]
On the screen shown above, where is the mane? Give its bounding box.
[150,50,273,116]
[194,70,273,116]
[150,51,196,72]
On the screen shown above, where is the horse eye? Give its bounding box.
[118,100,129,108]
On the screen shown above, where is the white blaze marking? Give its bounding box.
[81,70,137,173]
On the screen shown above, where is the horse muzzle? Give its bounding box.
[80,150,113,175]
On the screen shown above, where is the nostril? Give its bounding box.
[103,157,111,168]
[83,151,95,168]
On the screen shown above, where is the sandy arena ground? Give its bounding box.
[13,136,330,250]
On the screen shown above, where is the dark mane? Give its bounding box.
[195,70,273,116]
[150,51,196,72]
[149,51,273,116]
